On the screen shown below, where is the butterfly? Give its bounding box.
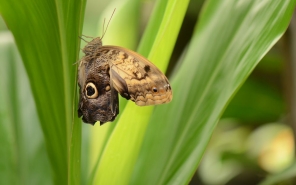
[77,12,172,125]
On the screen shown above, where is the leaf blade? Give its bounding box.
[92,0,189,184]
[131,0,296,184]
[0,0,86,184]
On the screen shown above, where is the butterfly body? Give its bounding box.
[78,37,172,125]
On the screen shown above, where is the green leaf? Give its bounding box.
[0,32,52,185]
[90,0,189,184]
[84,0,142,183]
[87,1,142,181]
[0,0,86,184]
[131,0,296,184]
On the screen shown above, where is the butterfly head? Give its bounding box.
[82,37,103,56]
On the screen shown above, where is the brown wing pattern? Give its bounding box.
[99,46,172,106]
[77,55,119,125]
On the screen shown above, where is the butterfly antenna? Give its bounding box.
[81,34,94,39]
[102,18,106,39]
[101,8,116,40]
[79,36,89,43]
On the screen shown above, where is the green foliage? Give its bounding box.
[0,32,52,185]
[0,0,86,184]
[0,0,295,185]
[131,1,295,184]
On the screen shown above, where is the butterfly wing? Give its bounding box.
[99,46,172,106]
[77,56,119,125]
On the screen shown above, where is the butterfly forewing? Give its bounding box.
[99,46,172,106]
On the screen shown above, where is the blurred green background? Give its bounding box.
[0,0,295,184]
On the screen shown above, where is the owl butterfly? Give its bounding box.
[77,15,172,125]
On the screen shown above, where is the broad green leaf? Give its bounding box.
[84,0,142,183]
[131,0,296,184]
[87,0,141,180]
[91,0,189,184]
[0,32,52,185]
[0,0,86,184]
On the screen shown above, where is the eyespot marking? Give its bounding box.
[85,82,98,98]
